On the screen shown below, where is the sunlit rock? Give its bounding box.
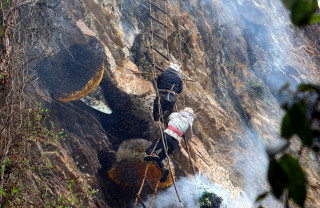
[26,0,320,207]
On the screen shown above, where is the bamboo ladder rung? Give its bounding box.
[152,46,170,61]
[134,0,185,207]
[150,15,168,28]
[150,2,168,14]
[151,63,164,72]
[138,196,147,208]
[150,30,167,43]
[146,179,155,192]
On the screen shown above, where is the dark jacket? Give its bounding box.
[157,69,183,93]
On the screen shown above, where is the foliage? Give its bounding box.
[0,1,101,207]
[281,0,320,26]
[256,83,320,207]
[281,100,313,146]
[199,191,223,208]
[268,154,306,206]
[255,3,320,207]
[249,81,267,99]
[0,102,88,207]
[0,0,10,39]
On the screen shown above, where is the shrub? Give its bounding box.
[199,191,223,208]
[249,81,267,99]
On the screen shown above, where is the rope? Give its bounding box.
[173,3,196,176]
[134,0,184,207]
[25,89,109,137]
[176,2,185,110]
[149,180,160,208]
[165,1,170,62]
[158,123,184,207]
[183,136,196,174]
[133,136,161,208]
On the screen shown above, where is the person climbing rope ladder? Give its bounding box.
[145,107,195,182]
[153,63,183,122]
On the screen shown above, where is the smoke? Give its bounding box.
[139,1,316,207]
[231,129,283,208]
[140,175,251,208]
[137,129,282,208]
[134,128,283,208]
[213,0,314,92]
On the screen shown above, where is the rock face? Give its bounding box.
[27,0,320,207]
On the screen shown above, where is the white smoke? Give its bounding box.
[140,175,252,208]
[215,0,301,91]
[137,129,282,208]
[231,130,283,208]
[139,1,316,207]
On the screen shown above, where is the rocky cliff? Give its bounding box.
[4,0,320,207]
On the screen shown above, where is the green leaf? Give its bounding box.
[255,192,269,202]
[258,206,266,208]
[279,154,306,207]
[298,83,320,95]
[281,0,298,9]
[309,14,320,23]
[291,0,319,26]
[268,160,287,198]
[292,101,313,146]
[11,188,18,195]
[281,101,313,146]
[0,189,7,196]
[281,113,294,138]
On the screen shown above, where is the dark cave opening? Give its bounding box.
[98,78,151,150]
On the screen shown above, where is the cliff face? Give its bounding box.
[23,0,320,207]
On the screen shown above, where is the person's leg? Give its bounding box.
[145,135,170,164]
[157,135,169,160]
[166,134,180,156]
[153,137,169,183]
[153,97,160,121]
[145,137,163,155]
[153,157,165,170]
[149,133,170,169]
[160,168,169,183]
[158,134,178,183]
[156,134,179,161]
[162,100,176,121]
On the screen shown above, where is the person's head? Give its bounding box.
[181,107,196,123]
[184,107,193,114]
[168,63,181,73]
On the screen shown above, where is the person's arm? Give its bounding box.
[157,72,164,88]
[177,76,183,94]
[184,125,193,141]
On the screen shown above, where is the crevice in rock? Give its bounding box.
[98,78,151,149]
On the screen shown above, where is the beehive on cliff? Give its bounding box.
[37,37,105,102]
[108,139,174,188]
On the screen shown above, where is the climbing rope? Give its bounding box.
[25,89,108,137]
[133,0,184,207]
[174,4,196,177]
[133,0,198,207]
[133,135,161,208]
